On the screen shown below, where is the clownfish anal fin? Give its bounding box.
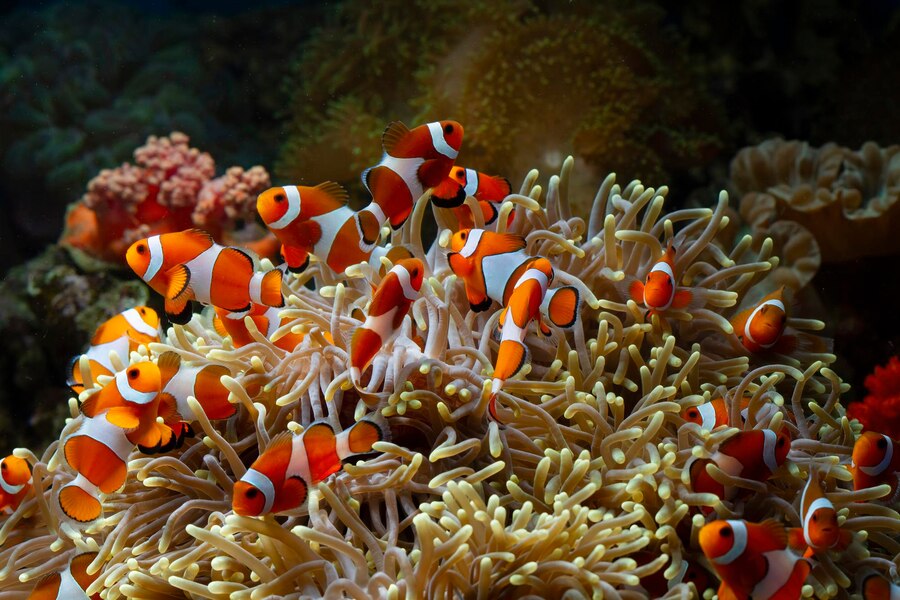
[282,245,310,274]
[381,121,410,155]
[447,253,473,278]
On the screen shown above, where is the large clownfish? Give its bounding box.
[350,259,425,388]
[731,287,791,354]
[126,229,284,324]
[232,418,387,516]
[681,395,779,430]
[213,304,306,352]
[787,470,852,557]
[859,569,900,600]
[68,307,160,394]
[700,519,810,600]
[0,455,32,515]
[446,229,579,328]
[27,552,101,600]
[851,432,900,503]
[360,120,463,232]
[626,241,696,315]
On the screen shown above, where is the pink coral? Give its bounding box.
[60,132,273,266]
[847,356,900,439]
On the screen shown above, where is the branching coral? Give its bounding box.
[0,157,890,600]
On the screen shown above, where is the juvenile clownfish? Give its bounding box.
[68,307,160,394]
[447,229,579,329]
[360,120,464,232]
[232,418,387,516]
[731,287,791,354]
[0,455,32,515]
[851,432,900,503]
[489,258,553,421]
[700,519,810,600]
[681,395,779,430]
[689,428,791,513]
[126,229,284,324]
[27,552,101,600]
[59,409,138,522]
[626,241,696,315]
[350,259,425,388]
[859,569,900,600]
[157,351,235,424]
[787,471,852,557]
[213,304,306,352]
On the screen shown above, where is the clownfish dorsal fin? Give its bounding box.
[221,247,254,271]
[381,121,411,155]
[265,430,293,453]
[181,229,215,245]
[166,265,192,301]
[759,518,788,548]
[491,232,527,254]
[314,181,349,205]
[156,351,182,384]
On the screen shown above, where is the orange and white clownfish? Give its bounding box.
[125,229,284,324]
[690,428,791,513]
[0,455,32,515]
[350,258,425,387]
[157,351,235,424]
[447,229,579,328]
[851,432,900,503]
[431,166,513,229]
[625,241,696,316]
[731,287,791,354]
[232,418,387,516]
[27,552,101,600]
[68,307,160,394]
[700,519,810,600]
[787,471,852,557]
[213,304,306,352]
[489,258,553,420]
[681,395,779,430]
[859,570,900,600]
[59,409,138,522]
[360,120,464,232]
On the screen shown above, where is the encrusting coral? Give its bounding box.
[1,149,895,600]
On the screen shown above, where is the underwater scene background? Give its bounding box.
[1,0,900,598]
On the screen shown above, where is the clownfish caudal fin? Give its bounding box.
[545,286,579,328]
[259,269,284,308]
[59,476,102,523]
[338,416,389,459]
[495,340,528,381]
[356,210,382,246]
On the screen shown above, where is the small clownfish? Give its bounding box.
[68,307,160,394]
[350,259,425,388]
[689,428,791,513]
[626,241,696,315]
[859,570,900,600]
[851,432,900,503]
[431,165,512,225]
[0,455,32,515]
[59,409,138,522]
[681,395,779,430]
[446,229,579,328]
[489,258,553,421]
[213,304,306,352]
[27,552,101,600]
[731,287,791,354]
[360,120,464,232]
[157,351,235,424]
[699,519,810,600]
[126,229,284,324]
[787,471,852,557]
[232,418,387,516]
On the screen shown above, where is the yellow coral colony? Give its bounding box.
[1,157,891,600]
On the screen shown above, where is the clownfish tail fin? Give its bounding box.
[340,414,389,458]
[59,475,102,523]
[545,286,579,329]
[259,269,284,308]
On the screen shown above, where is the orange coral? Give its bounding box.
[848,356,900,439]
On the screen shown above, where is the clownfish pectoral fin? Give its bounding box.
[59,482,102,523]
[79,391,100,418]
[381,121,411,155]
[546,286,579,329]
[498,306,508,330]
[447,252,473,278]
[281,244,310,274]
[418,159,448,189]
[628,279,645,305]
[715,582,743,600]
[294,219,323,249]
[166,265,192,302]
[431,179,466,208]
[786,527,806,553]
[671,289,695,310]
[802,546,815,559]
[104,406,142,431]
[537,316,551,337]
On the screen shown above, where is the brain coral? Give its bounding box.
[2,155,890,600]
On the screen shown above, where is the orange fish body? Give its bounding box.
[126,230,283,323]
[731,287,790,353]
[350,259,424,387]
[232,418,386,516]
[431,166,512,228]
[68,307,160,394]
[628,242,694,315]
[700,519,810,600]
[361,120,463,230]
[27,552,101,600]
[860,570,900,600]
[681,395,779,430]
[787,472,852,558]
[447,229,579,328]
[157,351,235,424]
[851,432,900,502]
[0,455,32,515]
[214,304,305,352]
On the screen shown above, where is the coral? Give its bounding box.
[731,138,900,263]
[847,357,900,439]
[3,154,889,599]
[59,133,274,268]
[277,1,722,209]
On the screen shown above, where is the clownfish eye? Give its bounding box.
[443,123,454,135]
[777,436,786,447]
[878,437,888,450]
[274,193,286,203]
[136,244,146,255]
[1,462,6,471]
[812,513,818,522]
[410,268,419,277]
[460,232,467,239]
[128,368,139,380]
[719,526,732,538]
[688,409,698,418]
[245,488,259,499]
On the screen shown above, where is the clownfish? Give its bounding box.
[681,395,779,430]
[690,429,791,513]
[232,418,387,516]
[27,552,101,600]
[360,120,463,231]
[626,241,696,315]
[851,432,900,503]
[350,258,425,387]
[731,287,791,353]
[787,471,852,557]
[700,519,810,600]
[213,304,306,352]
[0,455,32,515]
[446,229,579,328]
[157,351,235,423]
[431,165,511,222]
[489,258,553,420]
[59,409,138,522]
[126,229,284,324]
[859,570,900,600]
[68,307,160,394]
